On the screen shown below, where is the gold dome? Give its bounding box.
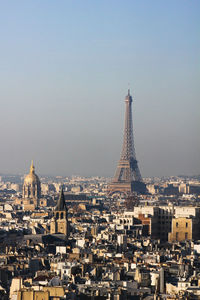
[24,161,40,185]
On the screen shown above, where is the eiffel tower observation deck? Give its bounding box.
[108,90,146,195]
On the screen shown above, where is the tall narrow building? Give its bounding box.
[108,90,146,195]
[50,187,69,237]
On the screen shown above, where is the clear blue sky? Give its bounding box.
[0,1,199,177]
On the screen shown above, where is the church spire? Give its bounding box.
[51,185,69,236]
[55,186,67,211]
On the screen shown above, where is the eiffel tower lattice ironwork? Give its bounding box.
[108,90,146,195]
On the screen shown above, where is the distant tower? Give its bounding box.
[23,161,41,199]
[50,187,69,237]
[108,90,146,195]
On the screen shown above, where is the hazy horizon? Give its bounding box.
[0,1,199,178]
[0,169,199,179]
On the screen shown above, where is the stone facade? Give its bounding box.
[50,188,69,237]
[168,217,200,242]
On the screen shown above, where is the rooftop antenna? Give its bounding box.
[128,82,130,95]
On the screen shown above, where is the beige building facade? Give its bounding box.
[17,286,65,300]
[168,217,200,242]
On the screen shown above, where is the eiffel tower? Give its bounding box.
[108,90,146,195]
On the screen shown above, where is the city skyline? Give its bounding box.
[0,1,199,177]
